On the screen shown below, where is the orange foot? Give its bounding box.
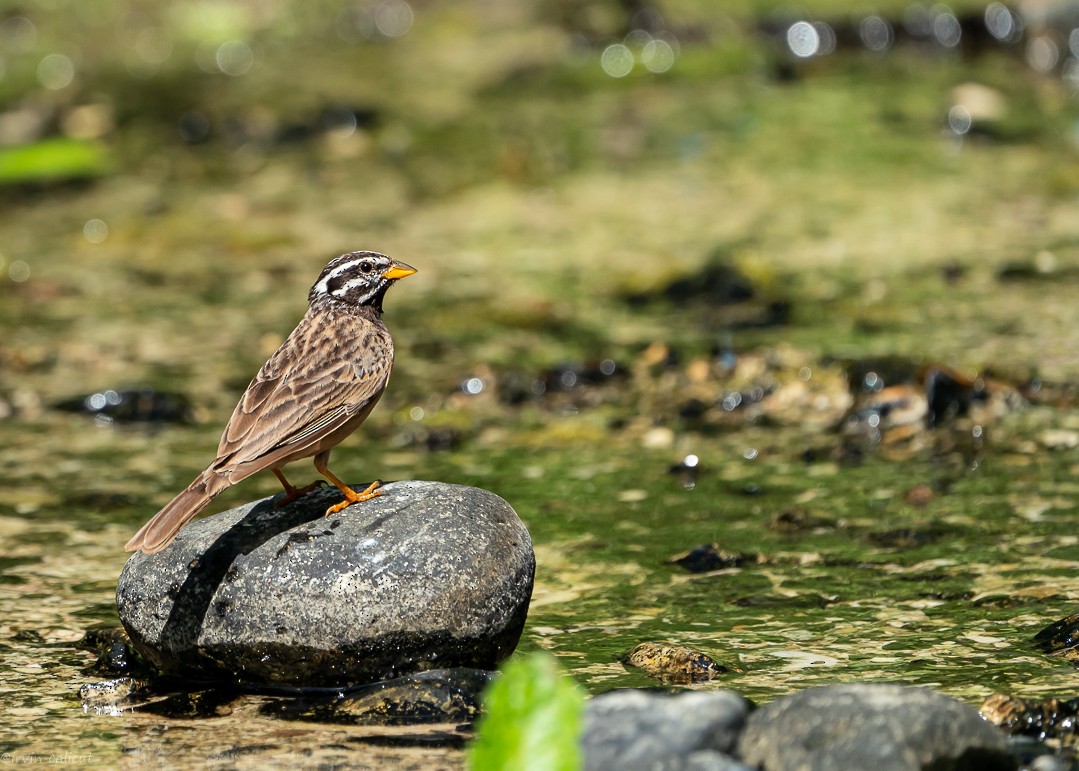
[326,480,382,515]
[272,469,326,508]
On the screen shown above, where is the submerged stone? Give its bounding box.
[54,387,193,424]
[116,481,534,687]
[620,641,727,683]
[981,692,1079,748]
[260,667,493,726]
[669,543,756,573]
[79,677,146,714]
[1033,613,1079,663]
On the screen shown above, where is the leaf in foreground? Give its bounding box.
[468,652,585,771]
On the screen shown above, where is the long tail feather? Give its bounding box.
[124,471,231,554]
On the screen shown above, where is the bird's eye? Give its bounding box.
[359,261,373,273]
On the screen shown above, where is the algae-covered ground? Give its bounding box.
[2,0,1079,766]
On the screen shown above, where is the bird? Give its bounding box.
[124,251,417,554]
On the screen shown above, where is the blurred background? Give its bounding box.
[4,0,1079,764]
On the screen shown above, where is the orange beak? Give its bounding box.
[381,261,417,281]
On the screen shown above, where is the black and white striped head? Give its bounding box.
[309,251,416,312]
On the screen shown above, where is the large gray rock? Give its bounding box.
[582,689,753,771]
[738,683,1015,771]
[116,480,534,687]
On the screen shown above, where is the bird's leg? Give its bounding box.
[272,468,326,507]
[313,451,381,515]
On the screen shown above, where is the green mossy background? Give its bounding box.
[2,0,1079,766]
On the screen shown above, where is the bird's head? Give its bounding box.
[310,251,417,312]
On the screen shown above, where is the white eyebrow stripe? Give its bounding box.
[315,259,365,295]
[332,276,377,296]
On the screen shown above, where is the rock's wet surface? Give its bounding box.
[117,481,534,686]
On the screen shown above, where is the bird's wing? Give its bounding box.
[214,321,391,471]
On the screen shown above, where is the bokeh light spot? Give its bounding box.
[83,219,108,243]
[624,29,652,50]
[322,107,358,137]
[860,16,894,52]
[600,43,634,77]
[932,7,962,48]
[9,260,30,283]
[984,3,1021,43]
[813,22,836,56]
[786,21,820,58]
[374,0,413,38]
[1026,37,1059,73]
[38,53,75,90]
[947,104,972,135]
[0,16,36,52]
[641,39,675,73]
[216,40,253,76]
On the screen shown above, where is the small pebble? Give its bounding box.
[642,426,675,448]
[621,642,726,683]
[1039,430,1079,451]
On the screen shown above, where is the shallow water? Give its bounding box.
[3,0,1079,766]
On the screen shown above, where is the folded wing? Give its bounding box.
[213,323,391,475]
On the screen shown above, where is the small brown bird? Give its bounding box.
[125,251,416,554]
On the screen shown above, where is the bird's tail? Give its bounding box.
[124,471,231,554]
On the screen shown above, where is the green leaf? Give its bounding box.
[468,651,585,771]
[0,138,111,185]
